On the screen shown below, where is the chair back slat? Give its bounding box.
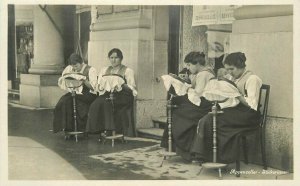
[257,84,270,128]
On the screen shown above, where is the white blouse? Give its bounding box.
[97,66,137,96]
[240,74,262,111]
[187,71,215,106]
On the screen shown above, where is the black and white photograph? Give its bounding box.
[1,0,299,185]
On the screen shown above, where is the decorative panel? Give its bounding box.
[97,5,113,15]
[76,5,91,14]
[114,5,139,13]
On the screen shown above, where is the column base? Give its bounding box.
[28,64,64,75]
[20,74,66,108]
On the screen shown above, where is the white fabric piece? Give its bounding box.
[98,66,137,96]
[58,64,97,95]
[58,73,86,94]
[62,73,87,80]
[161,75,192,96]
[203,79,241,109]
[58,74,86,94]
[97,76,125,94]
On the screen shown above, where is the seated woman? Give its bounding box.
[53,53,97,133]
[191,52,262,164]
[160,51,215,161]
[86,48,137,137]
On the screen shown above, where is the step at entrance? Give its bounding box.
[152,116,167,129]
[136,128,164,140]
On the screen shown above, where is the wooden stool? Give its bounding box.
[201,101,227,179]
[101,131,125,147]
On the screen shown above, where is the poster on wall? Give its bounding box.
[192,5,240,26]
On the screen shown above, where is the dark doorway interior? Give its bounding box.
[168,6,181,75]
[74,11,91,64]
[8,5,16,89]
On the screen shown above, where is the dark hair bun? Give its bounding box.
[238,52,246,63]
[184,51,206,66]
[224,52,246,68]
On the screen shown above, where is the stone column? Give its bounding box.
[29,5,65,74]
[20,5,67,107]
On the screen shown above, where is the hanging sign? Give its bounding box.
[192,5,239,26]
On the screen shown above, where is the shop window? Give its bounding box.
[16,24,34,77]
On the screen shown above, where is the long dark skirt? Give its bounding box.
[190,103,260,164]
[52,92,97,133]
[86,90,135,136]
[161,95,212,161]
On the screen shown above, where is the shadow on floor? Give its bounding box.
[8,104,159,180]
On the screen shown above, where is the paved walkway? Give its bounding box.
[7,102,293,180]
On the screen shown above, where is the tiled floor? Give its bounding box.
[6,102,293,180]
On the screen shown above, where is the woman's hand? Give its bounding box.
[237,96,250,108]
[122,84,130,90]
[122,84,133,93]
[83,79,94,91]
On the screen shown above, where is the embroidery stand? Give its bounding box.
[64,78,84,142]
[101,91,125,147]
[201,100,227,179]
[160,93,178,167]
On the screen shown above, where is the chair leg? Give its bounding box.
[236,136,241,177]
[236,161,240,177]
[100,131,107,143]
[260,130,267,170]
[242,136,248,164]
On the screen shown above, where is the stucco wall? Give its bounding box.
[231,16,293,118]
[231,14,293,172]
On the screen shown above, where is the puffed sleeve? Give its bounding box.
[58,65,72,89]
[187,71,214,106]
[124,68,138,96]
[245,75,262,110]
[88,66,98,94]
[61,65,73,76]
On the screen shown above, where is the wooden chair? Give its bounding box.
[235,84,270,177]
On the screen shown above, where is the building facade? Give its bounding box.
[8,4,293,172]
